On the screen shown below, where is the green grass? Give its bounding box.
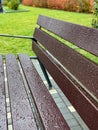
[0,5,95,57]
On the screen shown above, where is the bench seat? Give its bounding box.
[0,54,70,130]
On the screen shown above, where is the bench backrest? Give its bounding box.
[32,15,98,130]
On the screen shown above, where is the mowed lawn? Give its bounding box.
[0,5,94,57]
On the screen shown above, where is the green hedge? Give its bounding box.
[92,0,98,28]
[31,0,94,13]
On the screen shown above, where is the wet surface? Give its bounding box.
[5,54,38,130]
[0,55,7,130]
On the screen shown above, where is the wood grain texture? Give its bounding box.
[34,28,98,101]
[6,54,38,130]
[37,15,98,56]
[32,42,98,130]
[19,54,70,130]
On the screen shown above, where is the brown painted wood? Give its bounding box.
[32,42,98,130]
[37,15,98,56]
[6,54,38,130]
[34,28,98,101]
[18,54,70,130]
[0,55,7,130]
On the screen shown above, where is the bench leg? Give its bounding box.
[38,59,52,89]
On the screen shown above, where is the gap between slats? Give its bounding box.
[3,62,13,130]
[18,60,44,130]
[3,57,44,130]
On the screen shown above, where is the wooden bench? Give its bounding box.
[0,15,98,130]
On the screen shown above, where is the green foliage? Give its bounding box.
[32,0,47,8]
[65,0,91,13]
[3,0,9,6]
[92,0,98,28]
[65,0,78,12]
[32,0,92,13]
[19,0,22,3]
[78,0,91,13]
[7,0,19,10]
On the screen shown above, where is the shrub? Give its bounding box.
[47,0,54,8]
[19,0,22,3]
[47,0,67,10]
[65,0,78,12]
[22,0,33,6]
[3,0,9,6]
[78,0,91,13]
[53,0,66,10]
[32,0,47,8]
[7,0,19,10]
[92,0,98,28]
[57,0,67,10]
[64,0,91,12]
[31,0,93,13]
[90,0,94,12]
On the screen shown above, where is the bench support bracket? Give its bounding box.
[38,59,52,89]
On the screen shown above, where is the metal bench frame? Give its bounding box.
[0,15,98,130]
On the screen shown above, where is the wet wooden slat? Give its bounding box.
[34,28,98,100]
[32,42,98,130]
[37,15,98,56]
[18,54,70,130]
[0,55,7,130]
[6,54,38,130]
